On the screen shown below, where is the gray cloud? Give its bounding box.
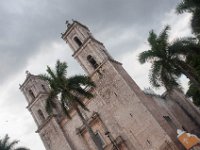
[0,1,186,149]
[0,0,179,84]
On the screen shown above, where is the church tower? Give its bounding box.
[20,72,74,150]
[61,21,178,150]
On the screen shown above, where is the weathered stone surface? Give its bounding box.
[20,21,199,150]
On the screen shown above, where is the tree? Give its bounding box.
[187,83,200,106]
[138,26,200,91]
[0,134,29,150]
[176,0,200,39]
[186,54,200,106]
[39,60,103,150]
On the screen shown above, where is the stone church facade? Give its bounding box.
[20,21,200,150]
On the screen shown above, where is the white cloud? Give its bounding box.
[161,9,192,40]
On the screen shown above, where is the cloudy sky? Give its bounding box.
[0,0,192,149]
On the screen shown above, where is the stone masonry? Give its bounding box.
[20,21,183,150]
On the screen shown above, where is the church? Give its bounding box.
[20,21,200,150]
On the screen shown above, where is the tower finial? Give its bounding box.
[25,70,30,76]
[65,20,71,27]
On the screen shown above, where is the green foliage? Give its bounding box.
[0,134,29,150]
[186,54,200,106]
[138,26,182,91]
[187,83,200,107]
[176,0,200,38]
[176,0,200,107]
[138,25,200,94]
[39,60,96,118]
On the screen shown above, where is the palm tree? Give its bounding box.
[39,60,103,150]
[187,82,200,106]
[0,134,29,150]
[168,37,200,87]
[186,54,200,106]
[138,26,200,91]
[176,0,200,39]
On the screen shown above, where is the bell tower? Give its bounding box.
[20,71,50,126]
[62,21,178,150]
[20,72,73,150]
[62,21,112,76]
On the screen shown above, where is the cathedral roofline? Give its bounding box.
[61,20,90,40]
[19,72,39,90]
[19,72,33,89]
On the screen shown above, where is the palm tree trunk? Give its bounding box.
[74,105,104,150]
[174,61,200,91]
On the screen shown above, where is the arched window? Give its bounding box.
[38,109,45,122]
[74,36,82,47]
[95,131,105,147]
[29,90,35,99]
[87,55,99,69]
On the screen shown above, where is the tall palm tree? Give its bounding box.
[0,134,29,150]
[138,26,200,91]
[171,36,200,107]
[39,60,103,150]
[186,54,200,106]
[168,37,200,86]
[176,0,200,39]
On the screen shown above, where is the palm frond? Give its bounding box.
[0,135,29,150]
[138,50,158,64]
[45,90,58,114]
[149,61,162,88]
[160,67,181,92]
[46,66,57,81]
[158,26,170,54]
[38,74,51,82]
[68,75,95,88]
[148,30,157,48]
[192,9,200,35]
[186,83,200,106]
[56,60,68,78]
[159,25,170,41]
[176,1,190,13]
[2,134,9,148]
[171,43,199,57]
[176,0,200,13]
[6,140,18,150]
[60,92,72,119]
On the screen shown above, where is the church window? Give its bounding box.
[74,36,82,47]
[29,89,35,99]
[163,116,176,129]
[38,109,45,122]
[163,116,171,122]
[95,131,105,147]
[41,84,47,92]
[87,55,99,69]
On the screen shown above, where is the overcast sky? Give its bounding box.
[0,0,192,149]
